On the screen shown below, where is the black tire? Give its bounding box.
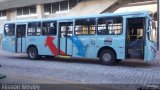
[27,47,38,60]
[116,59,122,63]
[100,49,116,65]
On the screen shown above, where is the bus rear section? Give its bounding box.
[2,23,16,53]
[2,23,27,53]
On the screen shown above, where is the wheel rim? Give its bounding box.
[102,53,111,62]
[29,50,35,58]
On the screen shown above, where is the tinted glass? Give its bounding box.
[42,21,57,36]
[60,22,73,37]
[17,25,26,38]
[75,18,96,35]
[28,22,41,36]
[60,1,68,11]
[98,17,122,35]
[52,2,59,13]
[4,24,15,36]
[44,3,52,14]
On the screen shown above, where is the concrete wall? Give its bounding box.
[0,0,64,10]
[0,18,7,33]
[0,0,156,26]
[6,8,36,21]
[37,4,44,19]
[7,9,16,21]
[0,20,5,28]
[45,0,118,18]
[66,0,118,16]
[115,4,157,13]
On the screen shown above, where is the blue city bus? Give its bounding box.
[1,11,158,65]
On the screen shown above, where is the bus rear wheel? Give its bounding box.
[100,49,116,65]
[27,47,38,60]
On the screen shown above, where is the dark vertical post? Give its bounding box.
[158,0,160,50]
[65,24,67,54]
[58,23,60,55]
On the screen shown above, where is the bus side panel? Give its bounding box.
[96,36,126,60]
[145,39,156,61]
[2,36,16,53]
[71,35,125,59]
[21,38,26,53]
[72,35,97,58]
[25,36,53,56]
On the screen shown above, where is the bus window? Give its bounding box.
[42,21,57,36]
[28,22,41,36]
[4,24,15,36]
[75,18,96,35]
[148,20,157,43]
[60,22,73,37]
[98,17,122,35]
[17,25,26,38]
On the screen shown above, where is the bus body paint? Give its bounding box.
[69,35,88,57]
[46,35,88,57]
[45,36,65,56]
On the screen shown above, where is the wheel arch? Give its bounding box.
[27,44,38,54]
[97,46,117,59]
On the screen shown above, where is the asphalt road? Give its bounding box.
[0,49,160,90]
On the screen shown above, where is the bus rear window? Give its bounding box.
[28,22,41,36]
[75,18,96,35]
[98,17,122,35]
[4,24,15,36]
[42,21,57,36]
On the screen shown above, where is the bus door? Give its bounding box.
[126,17,157,61]
[126,17,145,59]
[58,22,73,56]
[16,24,26,53]
[144,19,157,61]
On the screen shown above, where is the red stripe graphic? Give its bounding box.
[45,36,65,56]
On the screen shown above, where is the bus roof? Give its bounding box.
[5,11,151,24]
